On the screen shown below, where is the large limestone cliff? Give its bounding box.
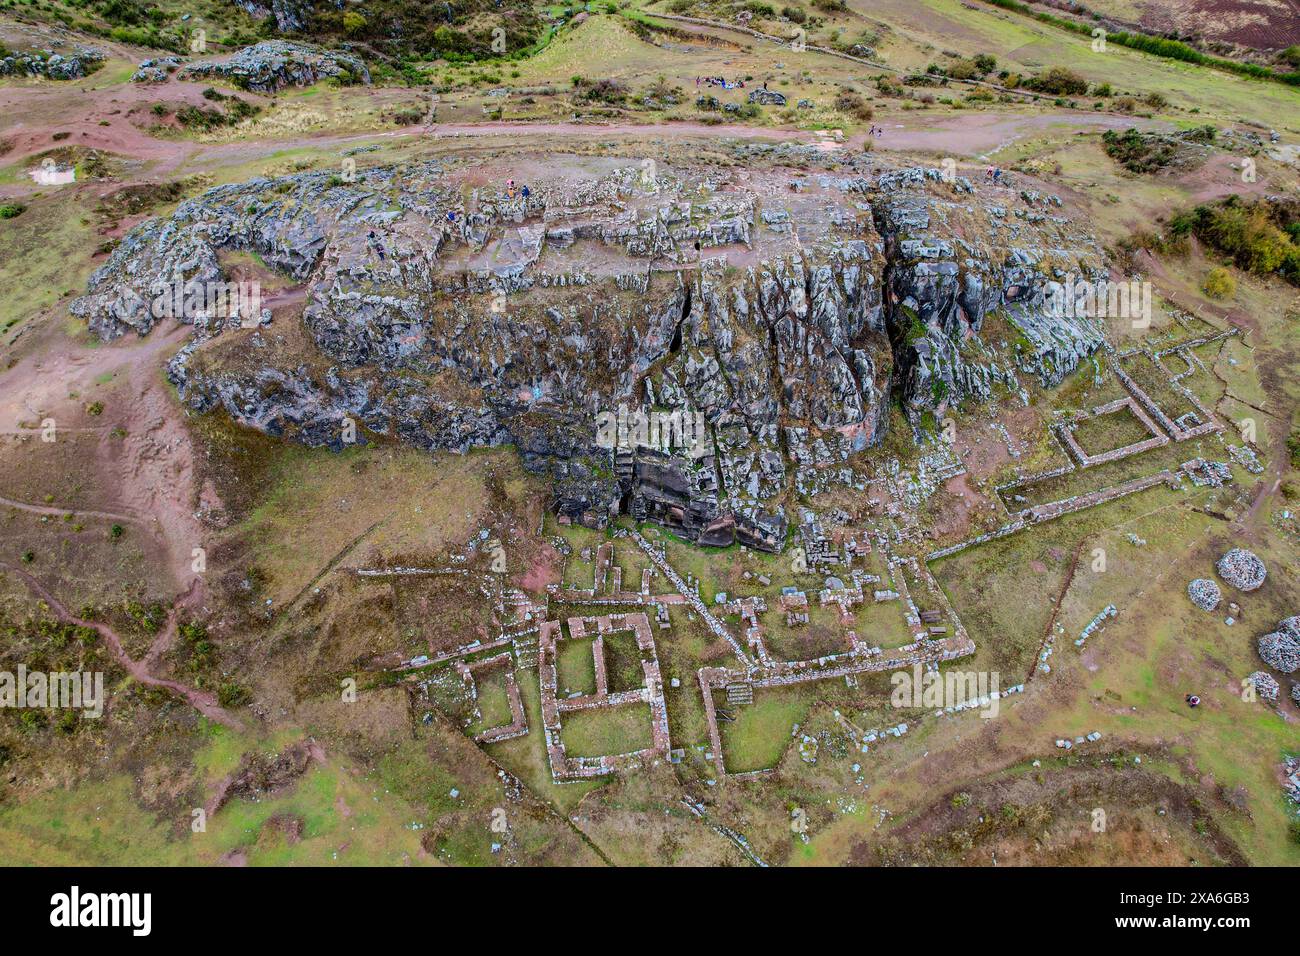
[71,150,1107,550]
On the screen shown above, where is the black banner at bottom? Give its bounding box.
[0,865,1278,940]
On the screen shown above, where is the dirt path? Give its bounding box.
[388,111,1148,155]
[0,561,244,729]
[0,319,213,592]
[0,493,142,525]
[1,79,1157,198]
[0,75,215,171]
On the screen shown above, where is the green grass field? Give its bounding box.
[560,702,654,757]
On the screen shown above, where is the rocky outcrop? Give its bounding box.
[235,0,312,33]
[179,41,369,93]
[871,166,1105,428]
[131,56,184,83]
[72,153,1107,551]
[0,46,104,80]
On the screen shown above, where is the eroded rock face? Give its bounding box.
[872,167,1106,425]
[71,152,1106,550]
[179,41,369,93]
[235,0,312,33]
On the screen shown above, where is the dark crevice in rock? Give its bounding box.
[670,283,689,355]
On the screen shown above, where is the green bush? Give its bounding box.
[580,78,627,103]
[218,682,252,708]
[1025,67,1088,96]
[834,87,872,121]
[946,59,977,80]
[1169,196,1300,283]
[1201,267,1236,299]
[1101,127,1213,173]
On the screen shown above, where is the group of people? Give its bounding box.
[439,179,532,227]
[984,166,1005,184]
[696,75,745,90]
[867,124,884,137]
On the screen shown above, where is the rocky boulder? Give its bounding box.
[131,56,184,83]
[179,41,369,93]
[1187,578,1221,611]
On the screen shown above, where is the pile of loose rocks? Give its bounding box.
[1246,671,1280,703]
[1187,578,1221,611]
[1258,629,1300,674]
[1217,548,1267,591]
[131,56,184,83]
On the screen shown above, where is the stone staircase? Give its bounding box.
[725,682,754,706]
[513,637,540,670]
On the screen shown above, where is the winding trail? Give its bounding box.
[0,493,144,525]
[0,76,1155,198]
[0,562,244,729]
